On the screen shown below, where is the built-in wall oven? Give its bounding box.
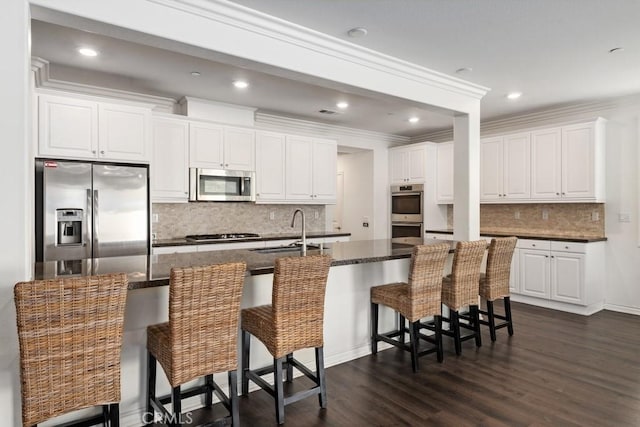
[391,184,424,245]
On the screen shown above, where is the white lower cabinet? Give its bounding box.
[515,239,605,313]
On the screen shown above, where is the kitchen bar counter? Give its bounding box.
[33,239,454,290]
[424,229,607,243]
[153,231,352,248]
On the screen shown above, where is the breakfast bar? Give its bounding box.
[32,239,454,424]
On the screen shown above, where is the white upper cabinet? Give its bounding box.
[255,131,286,201]
[38,93,151,162]
[151,117,189,202]
[480,132,530,202]
[256,132,337,204]
[531,119,605,201]
[389,144,426,184]
[189,122,255,171]
[436,142,454,203]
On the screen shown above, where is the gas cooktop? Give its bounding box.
[185,233,261,242]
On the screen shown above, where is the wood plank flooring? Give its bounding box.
[160,302,640,426]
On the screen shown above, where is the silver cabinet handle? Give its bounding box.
[100,150,105,155]
[92,150,96,154]
[556,192,560,195]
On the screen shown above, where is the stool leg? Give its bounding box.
[103,405,109,424]
[171,385,181,427]
[274,357,285,425]
[451,310,461,356]
[435,315,443,363]
[371,302,379,354]
[487,300,497,342]
[408,320,419,372]
[241,329,250,396]
[228,370,239,426]
[205,374,213,407]
[285,353,294,382]
[472,305,482,347]
[399,314,406,344]
[315,347,327,408]
[109,403,119,427]
[504,297,514,336]
[146,352,156,424]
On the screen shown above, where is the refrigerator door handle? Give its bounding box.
[93,189,99,258]
[85,188,92,249]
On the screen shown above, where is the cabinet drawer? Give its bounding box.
[550,241,587,253]
[424,233,452,241]
[517,239,551,250]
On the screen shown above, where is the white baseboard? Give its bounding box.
[510,294,604,316]
[603,303,640,316]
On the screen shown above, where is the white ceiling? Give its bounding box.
[31,0,640,138]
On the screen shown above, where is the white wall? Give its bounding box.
[0,1,31,425]
[336,151,375,241]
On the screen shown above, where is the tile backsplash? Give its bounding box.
[152,203,326,239]
[447,203,605,237]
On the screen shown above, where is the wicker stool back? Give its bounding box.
[15,273,128,427]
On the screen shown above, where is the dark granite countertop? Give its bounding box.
[153,231,352,247]
[424,229,607,243]
[34,239,454,290]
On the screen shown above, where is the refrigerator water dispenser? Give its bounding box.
[56,209,83,245]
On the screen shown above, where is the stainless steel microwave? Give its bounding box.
[189,168,255,202]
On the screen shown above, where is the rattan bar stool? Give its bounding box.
[240,254,332,425]
[426,240,487,356]
[146,262,246,426]
[14,273,129,427]
[478,237,518,341]
[370,243,450,372]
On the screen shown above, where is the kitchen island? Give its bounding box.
[32,239,455,425]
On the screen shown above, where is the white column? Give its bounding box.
[452,104,481,241]
[0,1,31,425]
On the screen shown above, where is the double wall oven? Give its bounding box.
[391,184,423,245]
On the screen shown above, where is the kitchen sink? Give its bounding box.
[250,243,324,254]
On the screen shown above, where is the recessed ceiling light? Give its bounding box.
[408,117,420,123]
[336,101,349,109]
[190,71,201,77]
[233,80,249,89]
[609,47,624,54]
[347,27,368,38]
[78,48,98,57]
[507,92,522,100]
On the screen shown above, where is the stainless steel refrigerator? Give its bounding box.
[35,159,149,262]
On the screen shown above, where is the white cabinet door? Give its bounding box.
[255,131,286,202]
[550,251,585,304]
[285,136,314,200]
[389,149,407,184]
[189,122,224,168]
[407,145,426,182]
[480,137,503,201]
[519,249,550,298]
[531,128,562,199]
[224,127,255,171]
[562,123,595,199]
[436,142,454,203]
[312,138,337,202]
[509,248,519,293]
[98,103,151,162]
[503,133,530,199]
[151,118,189,202]
[38,94,98,159]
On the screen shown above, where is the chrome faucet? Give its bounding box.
[291,209,307,255]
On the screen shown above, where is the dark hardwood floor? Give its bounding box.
[157,302,640,426]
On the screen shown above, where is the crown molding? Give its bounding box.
[149,0,489,101]
[255,113,408,147]
[31,57,177,112]
[412,94,640,143]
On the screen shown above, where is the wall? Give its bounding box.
[446,203,606,238]
[0,1,30,425]
[152,203,326,239]
[336,151,375,241]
